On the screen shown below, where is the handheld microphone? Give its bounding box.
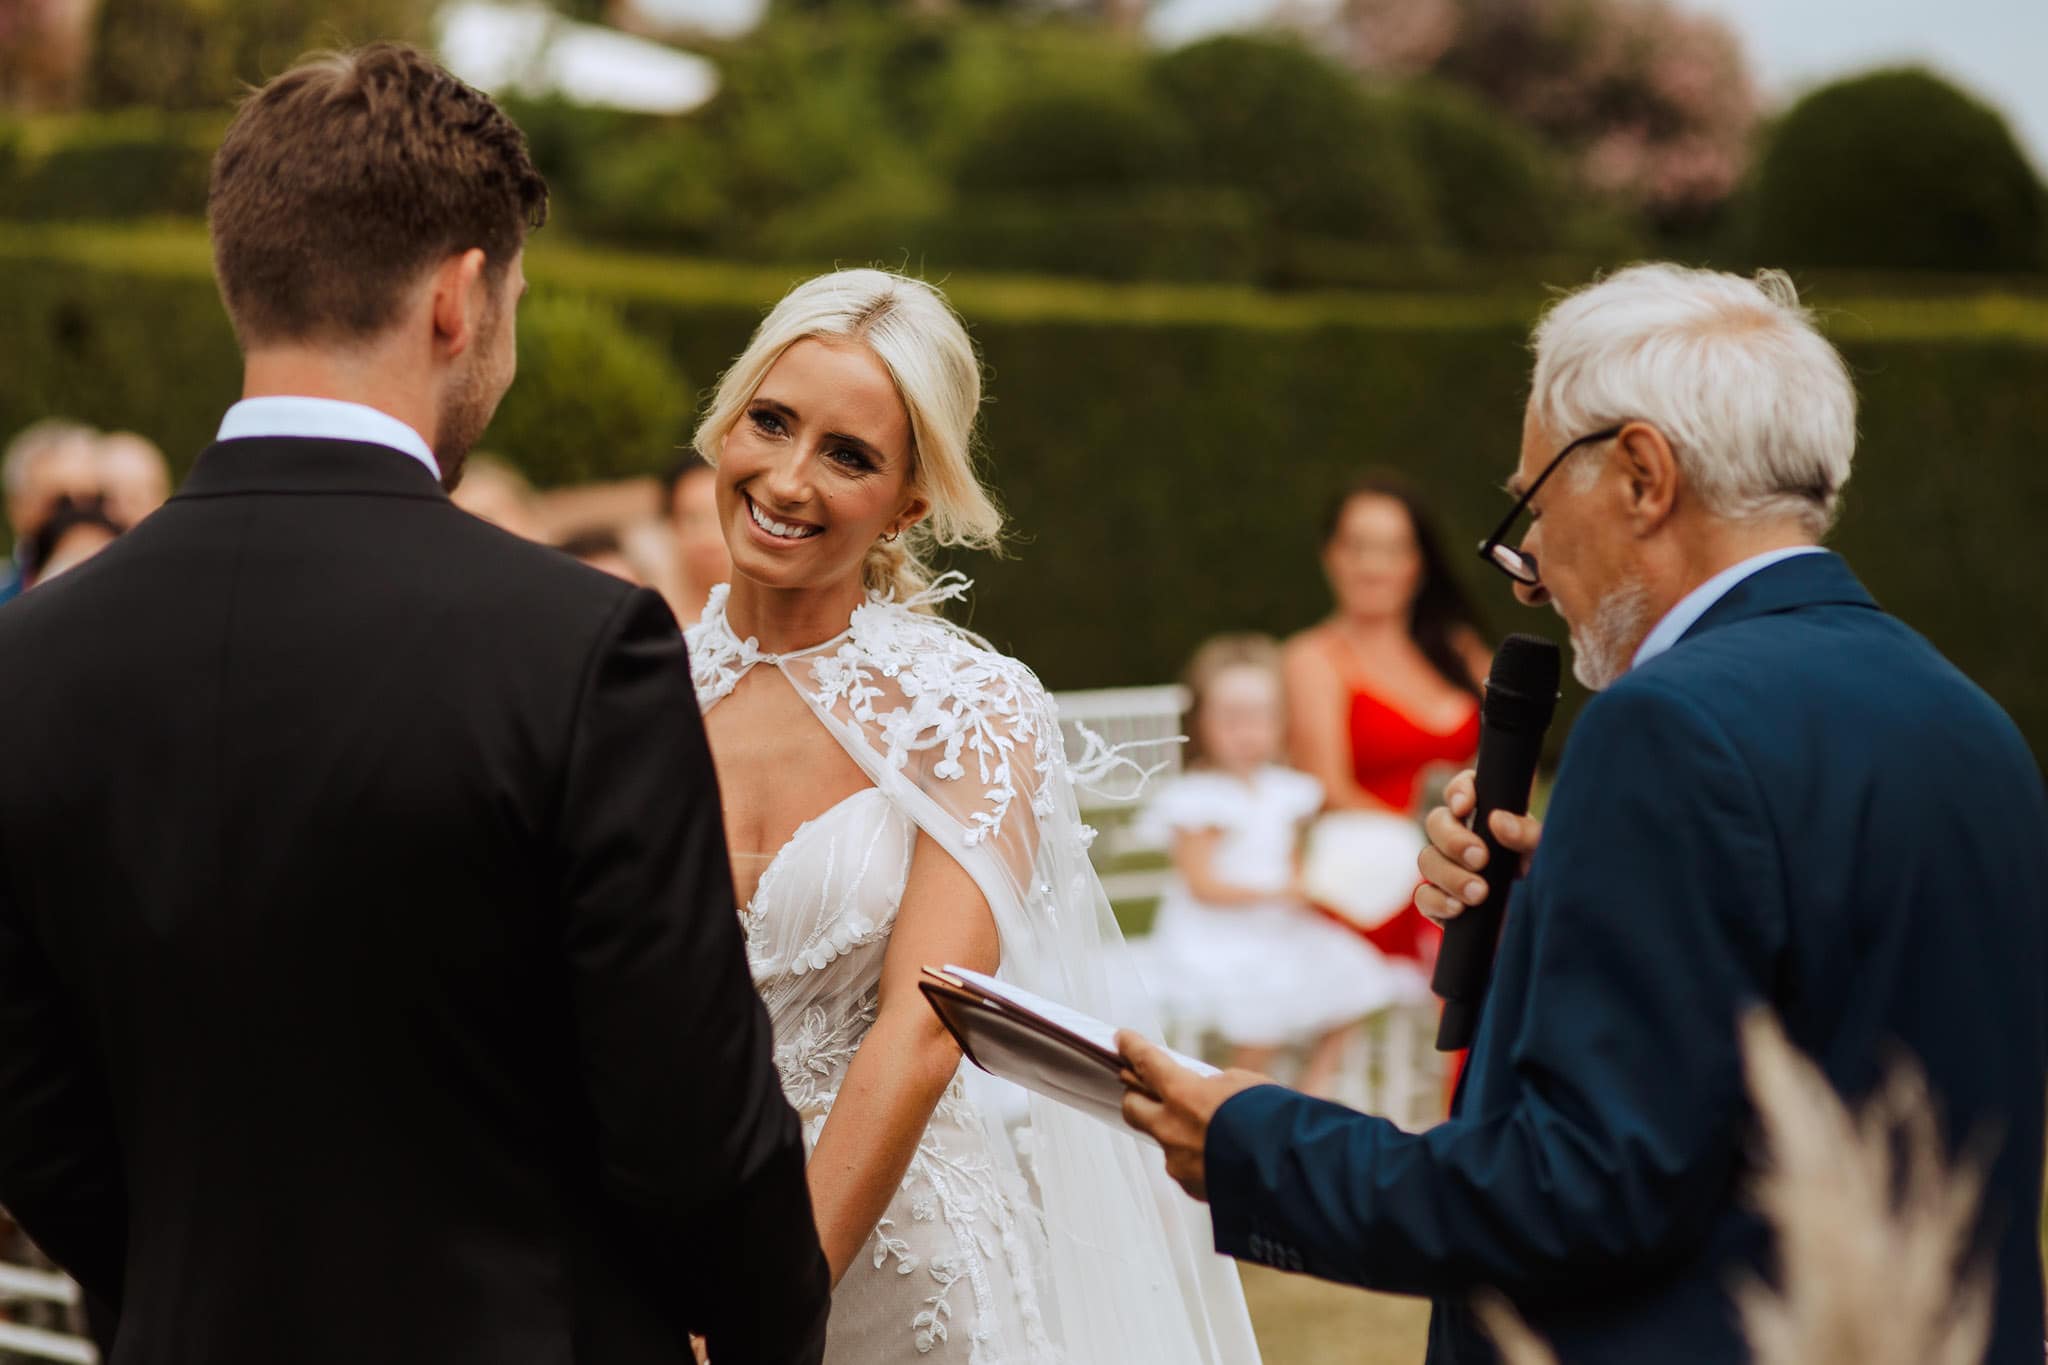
[1431,633,1561,1052]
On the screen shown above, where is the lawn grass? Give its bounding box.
[1242,1264,1432,1364]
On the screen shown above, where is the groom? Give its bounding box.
[0,44,827,1364]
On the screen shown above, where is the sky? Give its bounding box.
[1148,0,2048,173]
[1683,0,2048,173]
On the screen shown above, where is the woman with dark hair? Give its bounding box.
[23,494,124,589]
[1283,472,1490,971]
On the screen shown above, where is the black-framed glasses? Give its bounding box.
[1477,425,1625,584]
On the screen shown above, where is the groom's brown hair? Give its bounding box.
[209,43,548,348]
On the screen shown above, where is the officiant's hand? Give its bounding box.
[1416,767,1543,924]
[1116,1032,1267,1202]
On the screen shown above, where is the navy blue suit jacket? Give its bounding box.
[1206,552,2047,1363]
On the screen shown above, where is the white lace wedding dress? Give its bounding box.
[745,786,1051,1360]
[688,576,1262,1365]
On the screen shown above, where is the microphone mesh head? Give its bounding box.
[1483,633,1562,724]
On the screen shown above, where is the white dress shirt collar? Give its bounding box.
[216,396,441,483]
[1631,545,1829,670]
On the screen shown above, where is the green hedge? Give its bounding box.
[1749,68,2047,274]
[3,224,2045,763]
[0,112,223,221]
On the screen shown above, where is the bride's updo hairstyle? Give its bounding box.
[692,269,1002,603]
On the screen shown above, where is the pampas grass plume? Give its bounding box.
[1479,1010,1992,1365]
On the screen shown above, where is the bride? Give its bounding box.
[684,268,1262,1363]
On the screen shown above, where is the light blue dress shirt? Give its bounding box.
[216,396,441,484]
[1630,545,1828,669]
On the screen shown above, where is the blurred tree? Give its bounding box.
[8,112,218,218]
[576,121,736,248]
[1338,0,1459,75]
[1150,34,1435,249]
[1339,0,1758,230]
[484,293,690,486]
[1,0,96,109]
[1392,79,1574,255]
[88,0,428,110]
[701,16,1149,252]
[938,81,1259,280]
[1748,68,2046,275]
[953,84,1188,196]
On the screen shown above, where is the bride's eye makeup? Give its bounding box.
[747,406,788,437]
[828,445,879,475]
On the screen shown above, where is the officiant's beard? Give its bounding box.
[1568,580,1653,691]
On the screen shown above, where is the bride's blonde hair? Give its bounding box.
[692,268,1003,602]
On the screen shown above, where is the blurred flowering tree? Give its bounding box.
[1337,0,1758,228]
[0,0,95,108]
[86,0,427,109]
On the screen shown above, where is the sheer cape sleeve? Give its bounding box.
[753,576,1263,1365]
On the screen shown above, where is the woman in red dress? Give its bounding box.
[1283,473,1490,972]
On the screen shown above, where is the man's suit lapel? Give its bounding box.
[1677,550,1881,648]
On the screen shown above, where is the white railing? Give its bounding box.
[1054,684,1188,904]
[1053,684,1449,1133]
[0,1246,95,1363]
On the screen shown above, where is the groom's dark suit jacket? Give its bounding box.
[0,438,828,1364]
[1206,552,2048,1363]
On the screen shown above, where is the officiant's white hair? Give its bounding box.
[1530,264,1858,537]
[693,268,1002,602]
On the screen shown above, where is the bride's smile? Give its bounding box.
[744,492,822,542]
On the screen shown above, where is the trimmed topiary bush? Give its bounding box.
[481,293,691,488]
[1392,80,1576,256]
[922,187,1263,283]
[1150,35,1436,251]
[953,85,1189,197]
[934,84,1258,280]
[1750,67,2047,274]
[87,0,426,111]
[1,112,221,221]
[573,125,736,251]
[17,127,213,221]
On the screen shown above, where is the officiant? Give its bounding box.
[1119,264,2048,1365]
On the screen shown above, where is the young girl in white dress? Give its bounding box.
[1140,635,1426,1096]
[682,269,1259,1364]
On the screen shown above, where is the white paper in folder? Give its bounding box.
[919,964,1219,1139]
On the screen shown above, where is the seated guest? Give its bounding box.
[94,432,172,528]
[1138,634,1424,1097]
[1284,473,1489,973]
[1119,264,2047,1365]
[2,419,99,605]
[662,455,729,622]
[24,495,124,588]
[555,526,642,585]
[449,451,542,540]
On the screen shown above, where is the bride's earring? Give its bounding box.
[882,529,900,543]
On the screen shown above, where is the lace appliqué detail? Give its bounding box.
[685,582,776,708]
[801,574,1064,850]
[880,1075,1053,1364]
[772,994,877,1117]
